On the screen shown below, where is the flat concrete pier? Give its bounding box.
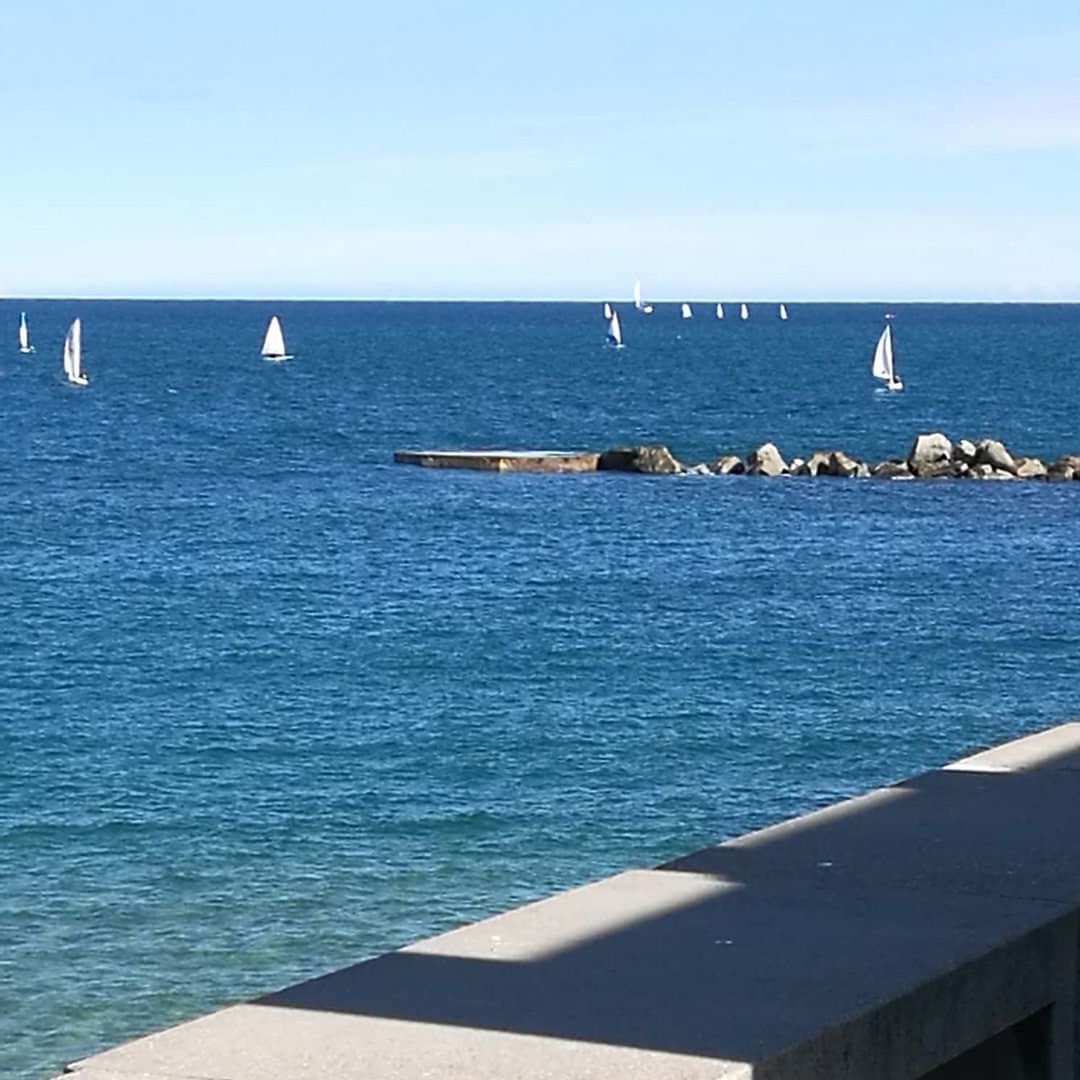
[394,448,601,472]
[57,723,1080,1079]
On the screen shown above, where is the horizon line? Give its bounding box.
[3,296,1079,305]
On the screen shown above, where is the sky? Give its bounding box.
[2,1,1079,300]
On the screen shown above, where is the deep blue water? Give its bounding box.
[2,300,1079,1079]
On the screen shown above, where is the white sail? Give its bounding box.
[18,312,31,352]
[740,303,749,320]
[603,302,613,320]
[872,320,901,388]
[63,318,87,385]
[715,303,724,319]
[261,315,287,358]
[779,303,788,320]
[681,302,693,319]
[632,280,643,309]
[871,324,892,380]
[62,324,73,378]
[607,311,622,346]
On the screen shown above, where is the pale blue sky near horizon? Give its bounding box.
[2,1,1078,301]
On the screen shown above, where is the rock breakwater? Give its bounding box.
[598,433,1080,480]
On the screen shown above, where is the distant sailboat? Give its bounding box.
[261,315,293,361]
[62,318,88,386]
[740,303,749,320]
[779,303,789,321]
[632,280,654,314]
[872,316,903,391]
[606,310,623,347]
[18,311,34,353]
[715,303,724,319]
[681,303,693,319]
[603,302,613,320]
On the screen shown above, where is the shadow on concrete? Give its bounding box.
[253,732,1080,1069]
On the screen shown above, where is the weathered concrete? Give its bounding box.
[393,448,601,472]
[57,723,1080,1079]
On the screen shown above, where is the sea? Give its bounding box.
[2,299,1078,1079]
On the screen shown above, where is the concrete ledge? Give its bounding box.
[944,722,1080,774]
[58,722,1080,1079]
[393,449,601,472]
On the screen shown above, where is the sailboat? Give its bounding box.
[632,280,654,314]
[603,302,613,320]
[62,318,88,386]
[871,316,903,391]
[715,303,724,319]
[606,310,623,347]
[779,303,789,321]
[681,302,693,319]
[740,303,750,320]
[18,312,34,353]
[261,314,293,361]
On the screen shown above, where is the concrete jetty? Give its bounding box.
[394,449,601,472]
[56,723,1080,1078]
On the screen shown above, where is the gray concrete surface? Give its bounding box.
[393,449,601,471]
[58,722,1080,1079]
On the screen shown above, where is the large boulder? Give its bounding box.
[1014,456,1047,479]
[871,459,912,479]
[907,432,953,476]
[973,464,1014,480]
[597,443,684,474]
[919,462,956,479]
[746,442,788,476]
[711,454,746,475]
[953,439,978,465]
[804,450,834,476]
[830,450,864,478]
[975,438,1018,475]
[801,449,863,477]
[1047,454,1080,481]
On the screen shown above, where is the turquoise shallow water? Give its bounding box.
[2,300,1079,1078]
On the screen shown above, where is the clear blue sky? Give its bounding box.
[3,1,1078,300]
